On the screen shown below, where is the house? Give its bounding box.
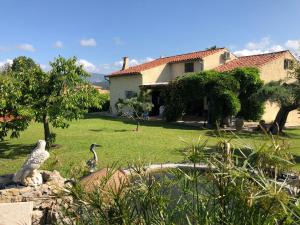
[106,48,299,124]
[215,50,299,124]
[107,48,236,114]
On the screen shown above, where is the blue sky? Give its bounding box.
[0,0,300,74]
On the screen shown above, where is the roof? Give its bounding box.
[109,48,225,77]
[215,50,289,72]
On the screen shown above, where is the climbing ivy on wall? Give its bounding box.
[162,68,264,126]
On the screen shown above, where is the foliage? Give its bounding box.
[255,67,300,134]
[100,93,110,111]
[162,81,185,121]
[0,56,101,147]
[256,80,299,108]
[88,93,110,112]
[230,67,264,120]
[61,133,300,224]
[162,71,241,126]
[163,68,264,125]
[116,91,153,131]
[0,57,39,140]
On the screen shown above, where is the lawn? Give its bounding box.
[1,114,300,177]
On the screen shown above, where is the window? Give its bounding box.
[184,62,194,73]
[284,59,293,70]
[125,91,137,99]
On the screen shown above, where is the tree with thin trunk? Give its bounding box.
[116,92,153,131]
[0,56,101,147]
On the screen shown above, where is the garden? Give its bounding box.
[1,56,300,224]
[1,115,300,177]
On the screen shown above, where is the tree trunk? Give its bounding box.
[269,105,297,134]
[43,115,51,147]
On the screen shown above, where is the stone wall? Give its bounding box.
[0,170,68,225]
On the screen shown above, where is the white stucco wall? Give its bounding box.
[142,63,171,84]
[109,74,142,114]
[203,50,237,70]
[169,60,203,80]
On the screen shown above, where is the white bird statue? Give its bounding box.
[86,144,100,173]
[13,140,49,186]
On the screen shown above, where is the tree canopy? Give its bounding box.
[0,56,102,147]
[231,68,264,120]
[255,62,300,134]
[162,68,264,126]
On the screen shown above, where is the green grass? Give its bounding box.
[1,114,300,177]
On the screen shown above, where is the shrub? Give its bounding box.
[88,93,110,112]
[162,68,264,125]
[161,81,185,121]
[99,93,110,111]
[230,67,264,120]
[163,71,241,126]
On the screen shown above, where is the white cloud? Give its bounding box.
[234,49,265,56]
[285,40,300,50]
[113,57,154,68]
[269,45,285,52]
[113,37,124,46]
[0,59,13,68]
[80,38,97,47]
[234,37,287,56]
[82,57,155,74]
[77,59,98,73]
[245,37,270,50]
[40,64,50,71]
[16,43,36,52]
[53,41,63,48]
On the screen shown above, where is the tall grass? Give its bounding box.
[60,133,300,225]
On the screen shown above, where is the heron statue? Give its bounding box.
[81,143,128,193]
[87,144,100,173]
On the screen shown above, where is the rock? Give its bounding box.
[80,168,128,193]
[32,210,44,225]
[0,170,66,225]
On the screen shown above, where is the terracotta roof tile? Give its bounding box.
[215,50,288,72]
[109,48,225,77]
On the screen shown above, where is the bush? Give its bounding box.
[161,81,185,121]
[88,93,110,112]
[163,71,241,126]
[162,68,264,125]
[99,93,110,111]
[230,67,264,120]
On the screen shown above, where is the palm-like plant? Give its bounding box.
[60,133,300,225]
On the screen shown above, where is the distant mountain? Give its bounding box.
[88,73,109,90]
[88,73,107,83]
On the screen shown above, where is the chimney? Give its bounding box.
[122,56,129,70]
